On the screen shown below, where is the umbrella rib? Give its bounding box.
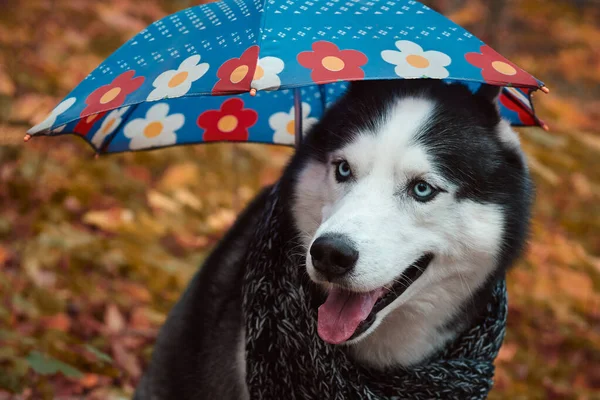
[294,88,303,147]
[319,84,327,112]
[98,104,140,155]
[501,87,545,129]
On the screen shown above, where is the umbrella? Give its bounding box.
[25,0,548,154]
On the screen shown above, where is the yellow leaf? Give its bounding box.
[158,163,201,190]
[555,268,595,305]
[0,66,15,96]
[147,190,181,213]
[206,208,236,232]
[527,156,561,186]
[173,189,203,211]
[82,208,134,232]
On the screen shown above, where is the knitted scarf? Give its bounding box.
[242,185,507,400]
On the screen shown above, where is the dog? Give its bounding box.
[135,79,533,399]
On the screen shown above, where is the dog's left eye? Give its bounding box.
[410,181,438,202]
[334,160,353,182]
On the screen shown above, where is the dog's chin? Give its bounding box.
[314,253,434,345]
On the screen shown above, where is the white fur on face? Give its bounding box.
[292,97,510,368]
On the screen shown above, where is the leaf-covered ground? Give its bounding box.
[0,0,599,398]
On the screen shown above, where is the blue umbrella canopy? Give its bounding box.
[26,0,547,154]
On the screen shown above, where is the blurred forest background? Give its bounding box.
[0,0,598,398]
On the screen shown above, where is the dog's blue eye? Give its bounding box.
[335,160,352,181]
[411,181,437,201]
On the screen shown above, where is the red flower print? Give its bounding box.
[297,41,368,83]
[465,45,538,87]
[212,46,260,94]
[500,93,535,126]
[81,70,144,117]
[197,98,258,142]
[74,112,107,136]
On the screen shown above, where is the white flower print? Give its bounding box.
[381,40,451,79]
[146,55,209,101]
[124,103,184,150]
[269,102,317,145]
[251,57,284,91]
[90,106,130,148]
[28,97,77,134]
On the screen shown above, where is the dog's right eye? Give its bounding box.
[409,180,439,202]
[334,160,353,182]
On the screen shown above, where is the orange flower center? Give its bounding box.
[286,120,295,135]
[168,71,189,88]
[103,118,116,134]
[491,61,517,76]
[100,87,122,104]
[86,114,98,123]
[321,56,345,72]
[406,55,430,69]
[217,115,238,133]
[230,65,249,84]
[143,121,163,138]
[253,65,265,80]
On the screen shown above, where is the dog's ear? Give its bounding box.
[476,84,502,104]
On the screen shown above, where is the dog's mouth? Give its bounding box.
[317,253,433,345]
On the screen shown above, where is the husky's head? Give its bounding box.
[287,80,533,367]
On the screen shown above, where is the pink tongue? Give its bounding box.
[317,287,383,344]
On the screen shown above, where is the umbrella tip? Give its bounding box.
[23,134,32,142]
[540,86,550,94]
[94,153,100,160]
[541,122,550,131]
[250,88,257,96]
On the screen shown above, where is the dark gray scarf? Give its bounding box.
[242,185,506,399]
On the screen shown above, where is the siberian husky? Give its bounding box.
[135,79,533,399]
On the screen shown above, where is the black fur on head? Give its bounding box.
[293,79,504,164]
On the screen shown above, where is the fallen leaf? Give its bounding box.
[96,3,147,34]
[527,156,561,186]
[571,173,594,199]
[41,313,71,332]
[104,304,126,335]
[80,373,100,389]
[173,189,203,211]
[83,344,113,364]
[111,341,141,379]
[26,351,83,379]
[63,196,83,213]
[555,268,595,304]
[0,124,26,146]
[147,190,181,213]
[0,245,10,267]
[174,232,209,249]
[573,131,600,154]
[124,165,152,184]
[129,307,151,330]
[9,95,58,125]
[0,66,15,96]
[447,2,486,26]
[206,208,236,232]
[121,335,145,350]
[83,208,134,232]
[116,282,152,303]
[158,163,201,190]
[497,342,518,363]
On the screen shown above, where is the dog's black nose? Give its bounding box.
[310,234,358,279]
